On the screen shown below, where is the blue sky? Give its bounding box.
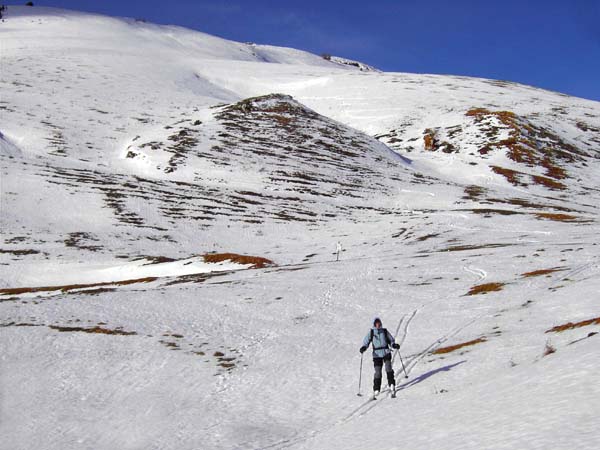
[32,0,600,101]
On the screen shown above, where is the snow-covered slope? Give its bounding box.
[1,6,600,450]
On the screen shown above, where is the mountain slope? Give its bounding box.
[1,6,599,450]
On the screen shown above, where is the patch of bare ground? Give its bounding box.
[534,213,591,223]
[1,322,43,328]
[521,267,567,278]
[74,288,118,296]
[440,243,513,252]
[458,208,523,216]
[203,253,274,269]
[467,282,505,295]
[466,108,585,190]
[546,317,600,333]
[163,273,213,287]
[416,233,440,242]
[0,277,158,297]
[49,325,137,335]
[0,248,40,255]
[215,352,238,370]
[159,340,180,349]
[64,232,103,252]
[422,127,457,153]
[140,256,176,265]
[488,197,576,213]
[432,337,487,354]
[463,185,487,201]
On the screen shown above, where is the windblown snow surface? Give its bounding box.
[1,6,600,450]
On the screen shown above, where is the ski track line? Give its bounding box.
[398,309,417,349]
[345,308,468,422]
[554,259,598,285]
[349,314,482,421]
[261,311,416,450]
[463,265,487,282]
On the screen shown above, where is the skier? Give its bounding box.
[335,241,342,261]
[360,317,400,398]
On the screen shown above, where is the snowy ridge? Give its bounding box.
[1,6,600,450]
[326,55,380,72]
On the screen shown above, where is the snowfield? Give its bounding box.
[1,6,599,450]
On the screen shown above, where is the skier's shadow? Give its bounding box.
[397,360,466,390]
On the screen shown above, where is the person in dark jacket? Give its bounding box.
[360,317,400,396]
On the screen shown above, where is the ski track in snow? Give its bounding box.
[267,311,482,450]
[463,265,487,282]
[2,6,600,450]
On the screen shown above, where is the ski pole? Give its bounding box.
[357,353,364,396]
[397,350,409,379]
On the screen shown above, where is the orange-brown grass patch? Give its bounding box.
[467,282,505,295]
[0,277,158,296]
[534,213,581,222]
[423,129,437,150]
[432,337,487,354]
[467,108,576,190]
[521,267,567,278]
[49,325,137,335]
[203,253,274,269]
[531,175,566,190]
[466,108,516,121]
[491,166,525,186]
[546,317,600,333]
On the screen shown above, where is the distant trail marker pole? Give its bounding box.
[357,353,364,396]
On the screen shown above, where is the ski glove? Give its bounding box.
[359,346,367,353]
[392,343,400,349]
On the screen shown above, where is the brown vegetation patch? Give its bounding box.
[460,208,522,216]
[534,213,584,222]
[159,340,180,349]
[0,277,158,297]
[433,337,487,354]
[422,128,457,153]
[140,256,177,265]
[0,248,41,256]
[491,166,527,187]
[546,317,600,333]
[467,282,505,295]
[417,233,440,242]
[463,185,487,201]
[489,197,575,212]
[467,108,583,190]
[218,362,236,369]
[521,267,567,278]
[49,325,137,335]
[531,175,566,190]
[64,232,103,252]
[441,243,513,252]
[203,253,274,269]
[1,322,43,328]
[423,129,436,150]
